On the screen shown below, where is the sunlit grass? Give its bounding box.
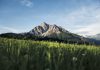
[0,37,100,70]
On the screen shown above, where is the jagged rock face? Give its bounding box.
[29,22,88,42]
[29,22,69,37]
[40,22,49,31]
[29,22,49,35]
[0,22,92,45]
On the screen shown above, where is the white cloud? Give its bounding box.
[70,6,100,36]
[20,0,33,7]
[47,5,100,36]
[56,6,100,36]
[75,23,100,36]
[0,26,20,34]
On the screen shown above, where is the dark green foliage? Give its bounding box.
[0,33,92,45]
[0,38,100,70]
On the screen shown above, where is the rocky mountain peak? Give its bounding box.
[29,22,70,37]
[40,22,49,31]
[0,22,92,45]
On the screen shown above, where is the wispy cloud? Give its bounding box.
[70,6,100,36]
[75,23,100,36]
[46,5,100,36]
[20,0,33,7]
[0,26,20,34]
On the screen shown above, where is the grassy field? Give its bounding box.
[0,37,100,70]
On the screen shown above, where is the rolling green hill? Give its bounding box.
[0,37,100,70]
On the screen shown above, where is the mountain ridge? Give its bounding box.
[0,22,97,45]
[87,33,100,40]
[29,22,69,36]
[28,22,82,39]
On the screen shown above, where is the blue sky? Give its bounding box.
[0,0,100,36]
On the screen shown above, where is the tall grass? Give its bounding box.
[0,37,100,70]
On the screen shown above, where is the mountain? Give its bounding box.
[0,22,94,45]
[87,34,100,40]
[29,22,83,40]
[86,34,100,45]
[28,22,91,43]
[29,22,69,36]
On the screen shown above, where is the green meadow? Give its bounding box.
[0,37,100,70]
